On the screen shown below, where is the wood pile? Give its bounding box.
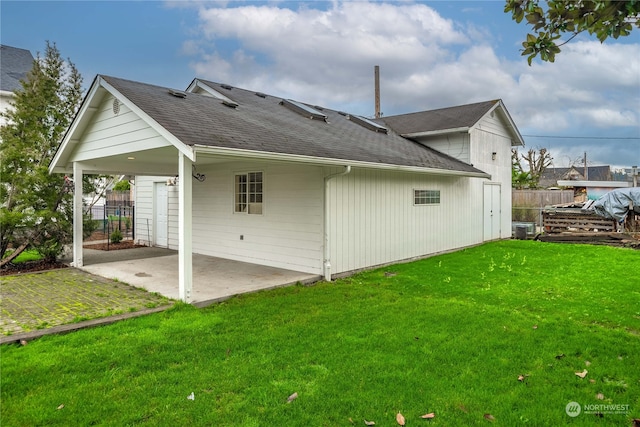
[542,201,616,233]
[536,232,640,249]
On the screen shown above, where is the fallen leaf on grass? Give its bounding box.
[589,379,596,384]
[596,393,604,400]
[287,392,298,403]
[348,418,354,424]
[20,339,27,346]
[420,412,435,419]
[575,369,588,379]
[517,374,529,382]
[484,413,495,422]
[187,392,195,401]
[364,420,375,426]
[555,353,565,359]
[396,412,406,425]
[585,360,591,366]
[57,404,64,410]
[532,325,538,329]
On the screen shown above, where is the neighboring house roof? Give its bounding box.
[57,75,488,176]
[0,45,34,93]
[379,100,525,146]
[540,165,612,187]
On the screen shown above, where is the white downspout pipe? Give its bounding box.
[323,165,351,281]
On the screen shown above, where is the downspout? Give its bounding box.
[323,165,351,281]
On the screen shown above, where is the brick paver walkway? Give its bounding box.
[1,268,172,336]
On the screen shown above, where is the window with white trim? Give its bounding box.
[414,189,440,205]
[235,172,263,214]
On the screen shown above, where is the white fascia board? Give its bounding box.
[402,127,469,139]
[0,90,15,97]
[476,100,524,147]
[194,145,491,179]
[557,180,630,188]
[49,77,105,174]
[99,77,195,163]
[185,79,234,103]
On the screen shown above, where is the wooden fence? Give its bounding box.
[105,190,133,207]
[512,189,574,207]
[512,189,575,226]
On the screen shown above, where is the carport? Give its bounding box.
[78,247,319,307]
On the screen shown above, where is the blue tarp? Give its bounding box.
[589,188,640,223]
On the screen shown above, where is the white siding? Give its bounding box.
[136,162,325,274]
[134,176,179,249]
[72,95,171,161]
[0,93,14,128]
[327,168,484,275]
[469,113,515,240]
[191,162,324,274]
[417,133,470,164]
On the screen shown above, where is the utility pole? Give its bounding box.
[583,151,588,180]
[374,65,381,119]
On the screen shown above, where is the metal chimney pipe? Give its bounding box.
[374,65,381,119]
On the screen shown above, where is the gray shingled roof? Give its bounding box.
[379,100,500,135]
[0,45,34,93]
[540,165,612,187]
[102,75,486,174]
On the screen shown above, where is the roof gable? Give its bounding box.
[380,100,524,146]
[0,45,34,93]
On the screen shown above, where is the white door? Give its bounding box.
[154,183,168,247]
[483,183,501,241]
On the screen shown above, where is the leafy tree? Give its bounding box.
[0,42,83,265]
[505,0,640,64]
[512,147,553,188]
[112,178,131,191]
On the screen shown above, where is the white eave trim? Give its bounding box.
[99,77,195,162]
[402,126,470,139]
[0,90,15,97]
[194,145,491,179]
[49,76,195,174]
[557,180,630,188]
[483,100,525,147]
[49,77,105,173]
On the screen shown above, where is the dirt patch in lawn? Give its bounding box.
[83,240,146,251]
[1,260,68,276]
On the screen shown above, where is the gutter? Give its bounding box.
[323,165,351,281]
[193,145,490,179]
[401,127,470,138]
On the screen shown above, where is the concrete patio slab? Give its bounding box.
[78,247,321,306]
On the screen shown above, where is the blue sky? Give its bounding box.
[2,1,639,170]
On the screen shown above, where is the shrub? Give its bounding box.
[110,228,123,244]
[83,213,99,239]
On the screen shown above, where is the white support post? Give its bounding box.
[72,162,84,267]
[178,153,193,302]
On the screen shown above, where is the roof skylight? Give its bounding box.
[349,115,388,134]
[280,99,327,121]
[168,89,187,98]
[222,99,239,109]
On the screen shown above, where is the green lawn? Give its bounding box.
[3,248,42,264]
[1,240,639,426]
